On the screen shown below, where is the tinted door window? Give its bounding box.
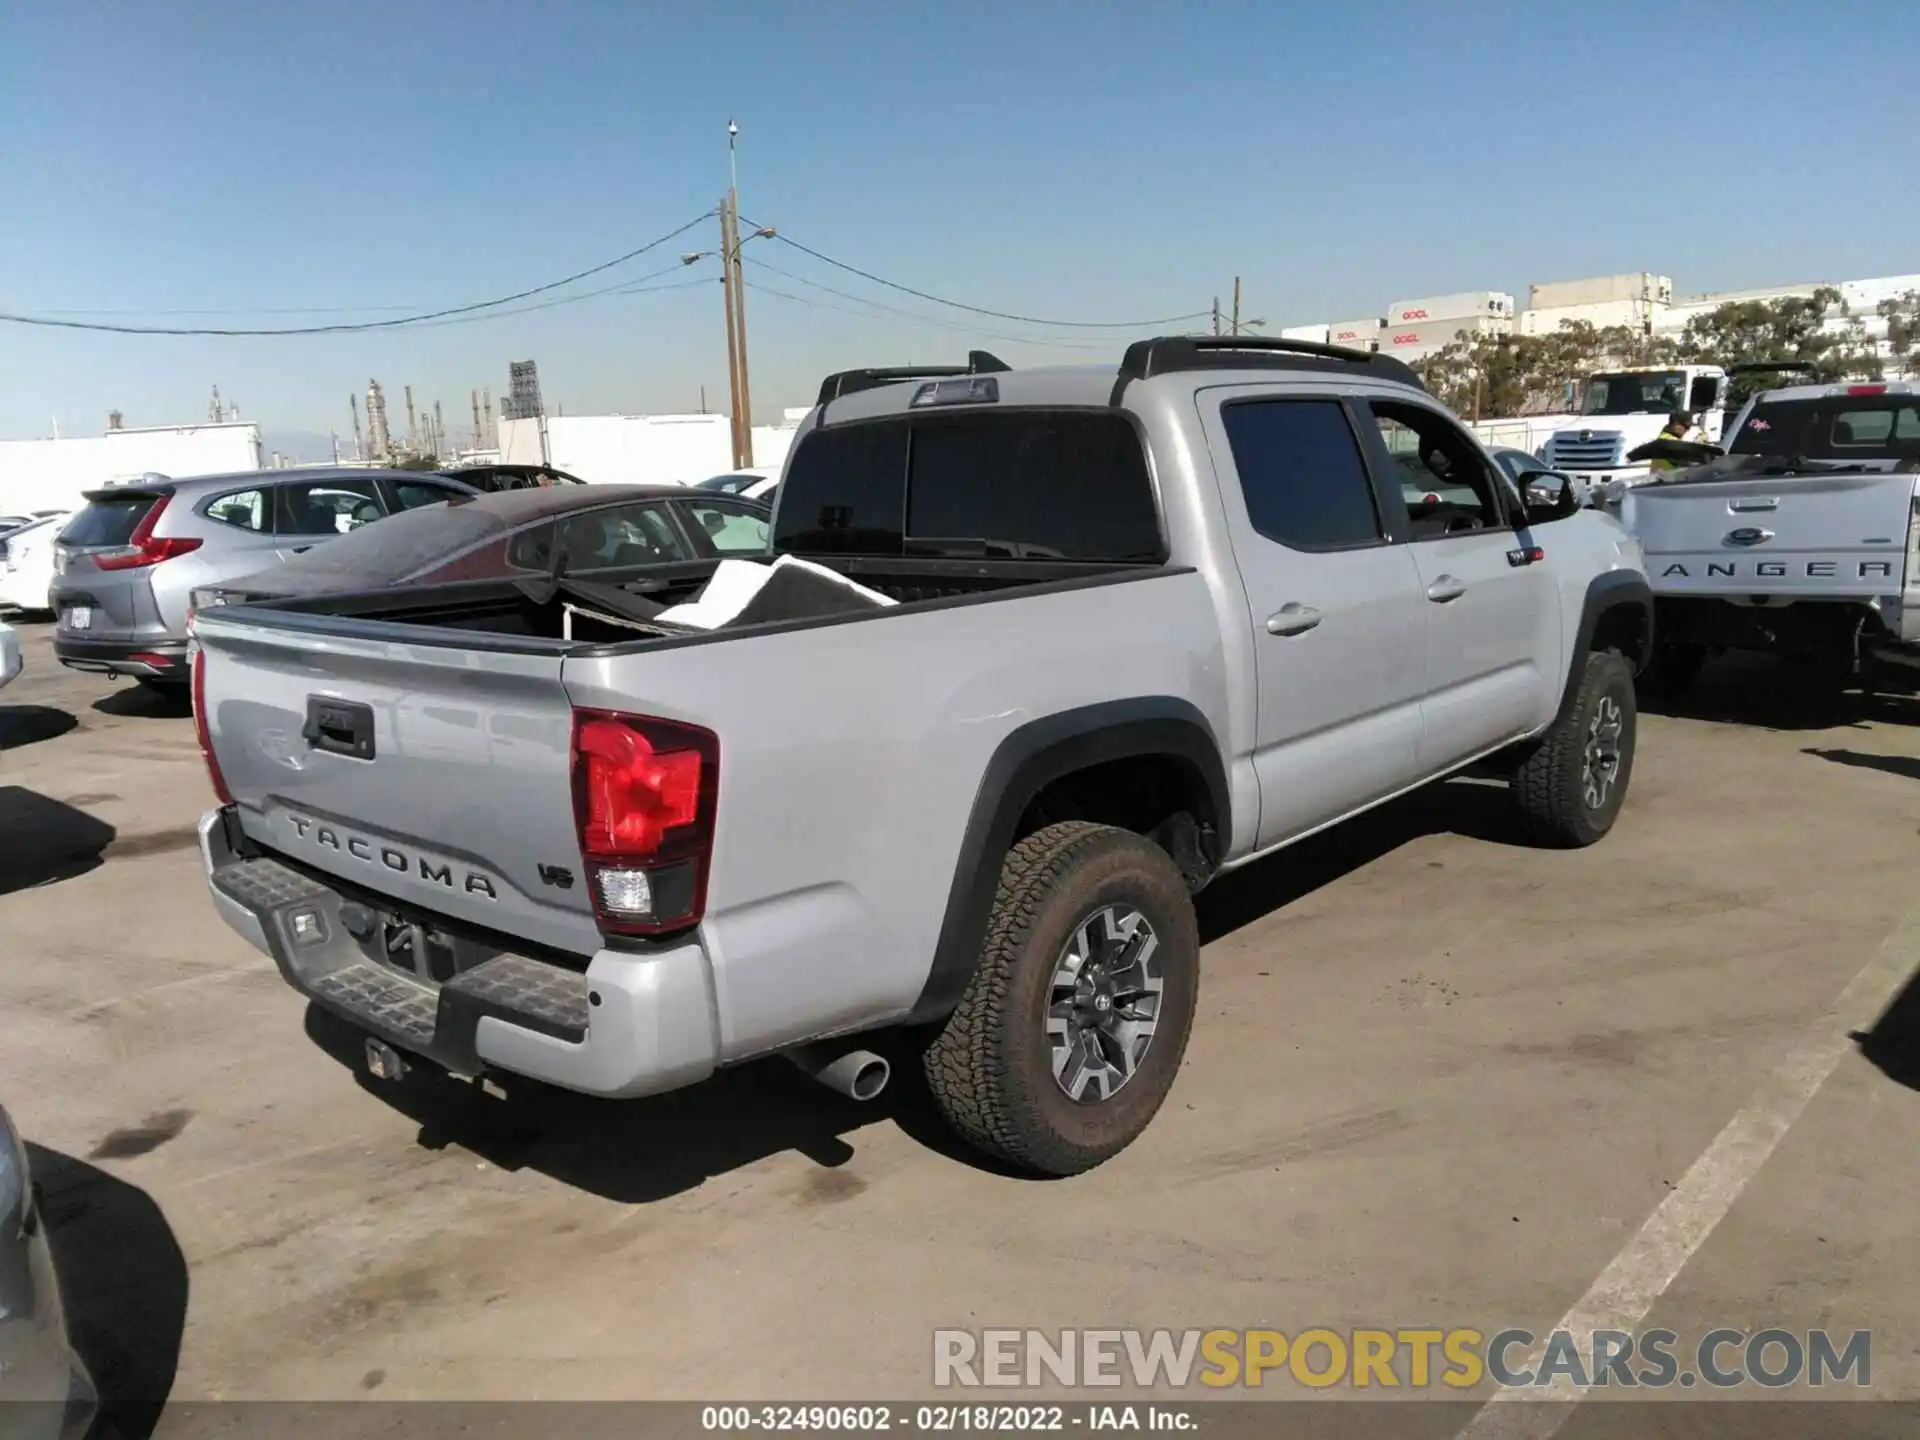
[392,481,462,511]
[542,504,692,572]
[681,500,771,555]
[275,479,386,536]
[204,488,269,531]
[1219,400,1382,550]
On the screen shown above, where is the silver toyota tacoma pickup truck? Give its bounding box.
[192,336,1652,1175]
[1620,378,1920,695]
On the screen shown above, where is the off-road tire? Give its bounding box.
[1510,649,1637,849]
[922,821,1199,1177]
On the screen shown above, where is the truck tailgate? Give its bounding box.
[1622,472,1916,598]
[194,613,603,955]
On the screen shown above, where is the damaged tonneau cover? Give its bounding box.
[533,553,897,637]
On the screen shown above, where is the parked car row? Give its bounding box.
[184,336,1650,1180]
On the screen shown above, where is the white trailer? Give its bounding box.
[0,421,263,515]
[1279,323,1331,344]
[499,412,735,485]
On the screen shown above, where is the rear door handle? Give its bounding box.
[1426,575,1467,603]
[1266,603,1322,636]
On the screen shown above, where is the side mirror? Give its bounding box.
[1517,470,1580,524]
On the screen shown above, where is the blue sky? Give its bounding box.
[2,0,1914,446]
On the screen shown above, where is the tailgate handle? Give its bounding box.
[1729,497,1779,512]
[303,698,376,760]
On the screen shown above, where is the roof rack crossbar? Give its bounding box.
[815,350,1011,406]
[1111,334,1426,402]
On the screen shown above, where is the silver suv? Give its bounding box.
[49,467,475,689]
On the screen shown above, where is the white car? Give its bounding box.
[0,621,20,690]
[0,512,70,615]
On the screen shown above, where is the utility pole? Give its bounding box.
[719,193,745,469]
[1231,277,1242,337]
[350,394,364,462]
[404,386,418,454]
[1212,297,1222,336]
[470,389,482,451]
[434,400,445,460]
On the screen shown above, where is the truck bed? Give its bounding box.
[234,555,1153,650]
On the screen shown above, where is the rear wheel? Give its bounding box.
[922,822,1199,1177]
[1510,650,1637,848]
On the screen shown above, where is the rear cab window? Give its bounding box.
[60,491,164,548]
[1732,395,1920,459]
[773,410,1163,562]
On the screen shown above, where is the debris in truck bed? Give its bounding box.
[656,555,897,631]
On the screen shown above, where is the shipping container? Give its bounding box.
[1527,273,1672,311]
[1379,316,1507,354]
[1279,323,1331,343]
[1384,291,1514,325]
[1519,299,1655,336]
[1327,318,1381,349]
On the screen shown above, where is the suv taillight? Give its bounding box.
[192,645,234,806]
[94,494,202,571]
[570,709,719,936]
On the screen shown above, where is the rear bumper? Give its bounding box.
[52,635,189,680]
[198,809,719,1099]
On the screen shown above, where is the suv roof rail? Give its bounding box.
[1111,335,1427,400]
[815,350,1011,406]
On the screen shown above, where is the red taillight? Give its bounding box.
[570,709,718,936]
[94,493,202,570]
[1848,384,1888,396]
[193,646,234,806]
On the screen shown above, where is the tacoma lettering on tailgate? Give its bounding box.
[287,814,498,898]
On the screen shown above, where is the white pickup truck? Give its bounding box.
[1620,379,1920,693]
[192,337,1652,1175]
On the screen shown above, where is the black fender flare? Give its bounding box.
[1555,570,1654,725]
[907,697,1229,1025]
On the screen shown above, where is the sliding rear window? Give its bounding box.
[1731,396,1920,459]
[774,410,1163,562]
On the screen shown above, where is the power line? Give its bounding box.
[741,217,1208,330]
[412,268,716,329]
[0,213,715,336]
[741,267,1114,352]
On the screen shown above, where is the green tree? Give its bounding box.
[1879,289,1919,370]
[392,452,442,471]
[1675,286,1880,407]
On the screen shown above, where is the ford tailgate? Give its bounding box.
[1622,471,1918,600]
